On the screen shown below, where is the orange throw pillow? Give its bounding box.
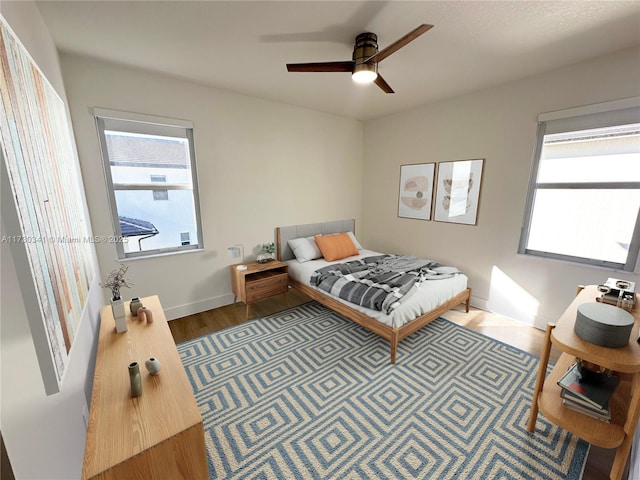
[314,233,359,262]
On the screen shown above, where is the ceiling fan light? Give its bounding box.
[352,32,379,84]
[352,64,378,84]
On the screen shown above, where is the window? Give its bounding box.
[94,109,203,258]
[519,99,640,271]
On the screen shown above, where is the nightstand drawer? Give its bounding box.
[246,272,288,302]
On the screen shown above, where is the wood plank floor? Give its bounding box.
[169,289,627,480]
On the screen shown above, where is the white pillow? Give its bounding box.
[288,236,322,263]
[347,231,363,250]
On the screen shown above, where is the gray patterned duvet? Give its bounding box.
[309,254,461,314]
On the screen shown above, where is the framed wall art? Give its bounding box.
[397,163,435,220]
[0,19,95,394]
[434,159,484,225]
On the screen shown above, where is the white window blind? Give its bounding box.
[519,98,640,271]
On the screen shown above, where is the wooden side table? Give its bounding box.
[230,260,289,319]
[527,285,640,480]
[82,295,208,480]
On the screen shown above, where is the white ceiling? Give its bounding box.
[35,0,640,120]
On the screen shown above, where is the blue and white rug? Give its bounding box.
[178,301,588,479]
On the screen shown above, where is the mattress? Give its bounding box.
[286,249,468,328]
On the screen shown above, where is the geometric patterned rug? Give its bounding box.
[178,301,588,479]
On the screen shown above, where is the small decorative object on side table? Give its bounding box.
[130,297,143,316]
[230,260,289,319]
[138,306,153,323]
[257,242,276,263]
[110,299,127,332]
[100,264,134,333]
[128,361,142,398]
[145,357,162,375]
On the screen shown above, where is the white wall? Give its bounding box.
[363,46,640,329]
[61,53,364,319]
[0,2,103,479]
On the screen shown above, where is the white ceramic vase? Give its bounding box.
[145,357,161,375]
[111,298,127,333]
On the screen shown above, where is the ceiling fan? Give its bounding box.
[286,24,433,94]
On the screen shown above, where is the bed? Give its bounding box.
[276,219,471,363]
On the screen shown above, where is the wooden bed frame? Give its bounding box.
[276,219,471,364]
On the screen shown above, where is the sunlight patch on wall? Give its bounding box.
[487,266,539,325]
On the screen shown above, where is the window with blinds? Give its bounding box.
[519,99,640,271]
[94,109,203,258]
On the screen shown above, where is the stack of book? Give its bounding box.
[557,362,620,422]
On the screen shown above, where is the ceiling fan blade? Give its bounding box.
[367,24,433,63]
[374,74,394,94]
[287,61,353,72]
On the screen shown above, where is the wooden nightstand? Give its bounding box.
[230,260,289,319]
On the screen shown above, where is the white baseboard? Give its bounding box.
[470,294,488,312]
[163,293,235,321]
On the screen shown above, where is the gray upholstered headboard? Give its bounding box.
[276,219,356,261]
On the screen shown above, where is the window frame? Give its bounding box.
[94,108,204,259]
[519,98,640,272]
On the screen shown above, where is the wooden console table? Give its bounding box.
[527,285,640,480]
[82,295,209,480]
